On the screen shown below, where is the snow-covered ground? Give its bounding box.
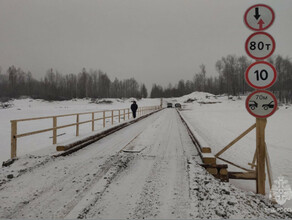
[0,93,291,218]
[171,92,292,208]
[0,98,160,164]
[0,109,290,219]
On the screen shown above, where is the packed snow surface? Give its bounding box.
[0,93,291,218]
[0,109,290,219]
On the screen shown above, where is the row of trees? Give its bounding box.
[150,55,292,104]
[0,67,148,100]
[1,54,291,103]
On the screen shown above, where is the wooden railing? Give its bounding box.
[10,105,161,159]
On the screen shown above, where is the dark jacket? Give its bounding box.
[131,102,138,112]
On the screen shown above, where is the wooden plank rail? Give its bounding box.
[228,171,256,180]
[10,105,161,159]
[56,109,162,153]
[216,156,253,172]
[215,123,256,157]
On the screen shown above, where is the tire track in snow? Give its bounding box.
[80,110,174,219]
[83,109,200,219]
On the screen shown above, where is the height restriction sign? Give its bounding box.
[244,4,275,31]
[245,32,275,60]
[246,90,277,118]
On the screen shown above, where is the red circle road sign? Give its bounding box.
[244,4,275,31]
[245,32,275,60]
[246,90,277,118]
[245,61,277,89]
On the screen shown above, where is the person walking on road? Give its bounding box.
[131,101,138,118]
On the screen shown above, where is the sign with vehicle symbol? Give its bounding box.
[245,32,275,60]
[245,61,277,89]
[244,4,275,31]
[246,90,277,118]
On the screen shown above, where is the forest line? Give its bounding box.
[0,54,291,104]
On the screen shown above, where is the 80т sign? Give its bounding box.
[245,32,275,60]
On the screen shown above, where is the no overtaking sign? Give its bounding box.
[246,90,277,118]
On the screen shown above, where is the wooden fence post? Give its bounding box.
[124,109,126,121]
[103,111,106,127]
[53,117,57,144]
[92,112,94,131]
[128,109,130,119]
[76,114,79,136]
[256,118,267,195]
[11,121,17,159]
[119,110,121,123]
[111,110,114,125]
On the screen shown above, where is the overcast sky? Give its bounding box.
[0,0,291,89]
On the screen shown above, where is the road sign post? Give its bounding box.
[245,90,277,194]
[256,117,267,195]
[244,4,276,195]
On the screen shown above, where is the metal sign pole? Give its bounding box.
[256,117,267,194]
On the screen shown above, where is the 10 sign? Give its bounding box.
[245,61,277,89]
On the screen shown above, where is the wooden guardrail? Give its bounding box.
[10,105,161,159]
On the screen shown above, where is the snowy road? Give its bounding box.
[0,109,199,219]
[0,109,289,219]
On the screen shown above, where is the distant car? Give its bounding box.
[262,101,274,110]
[167,103,173,108]
[174,103,181,108]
